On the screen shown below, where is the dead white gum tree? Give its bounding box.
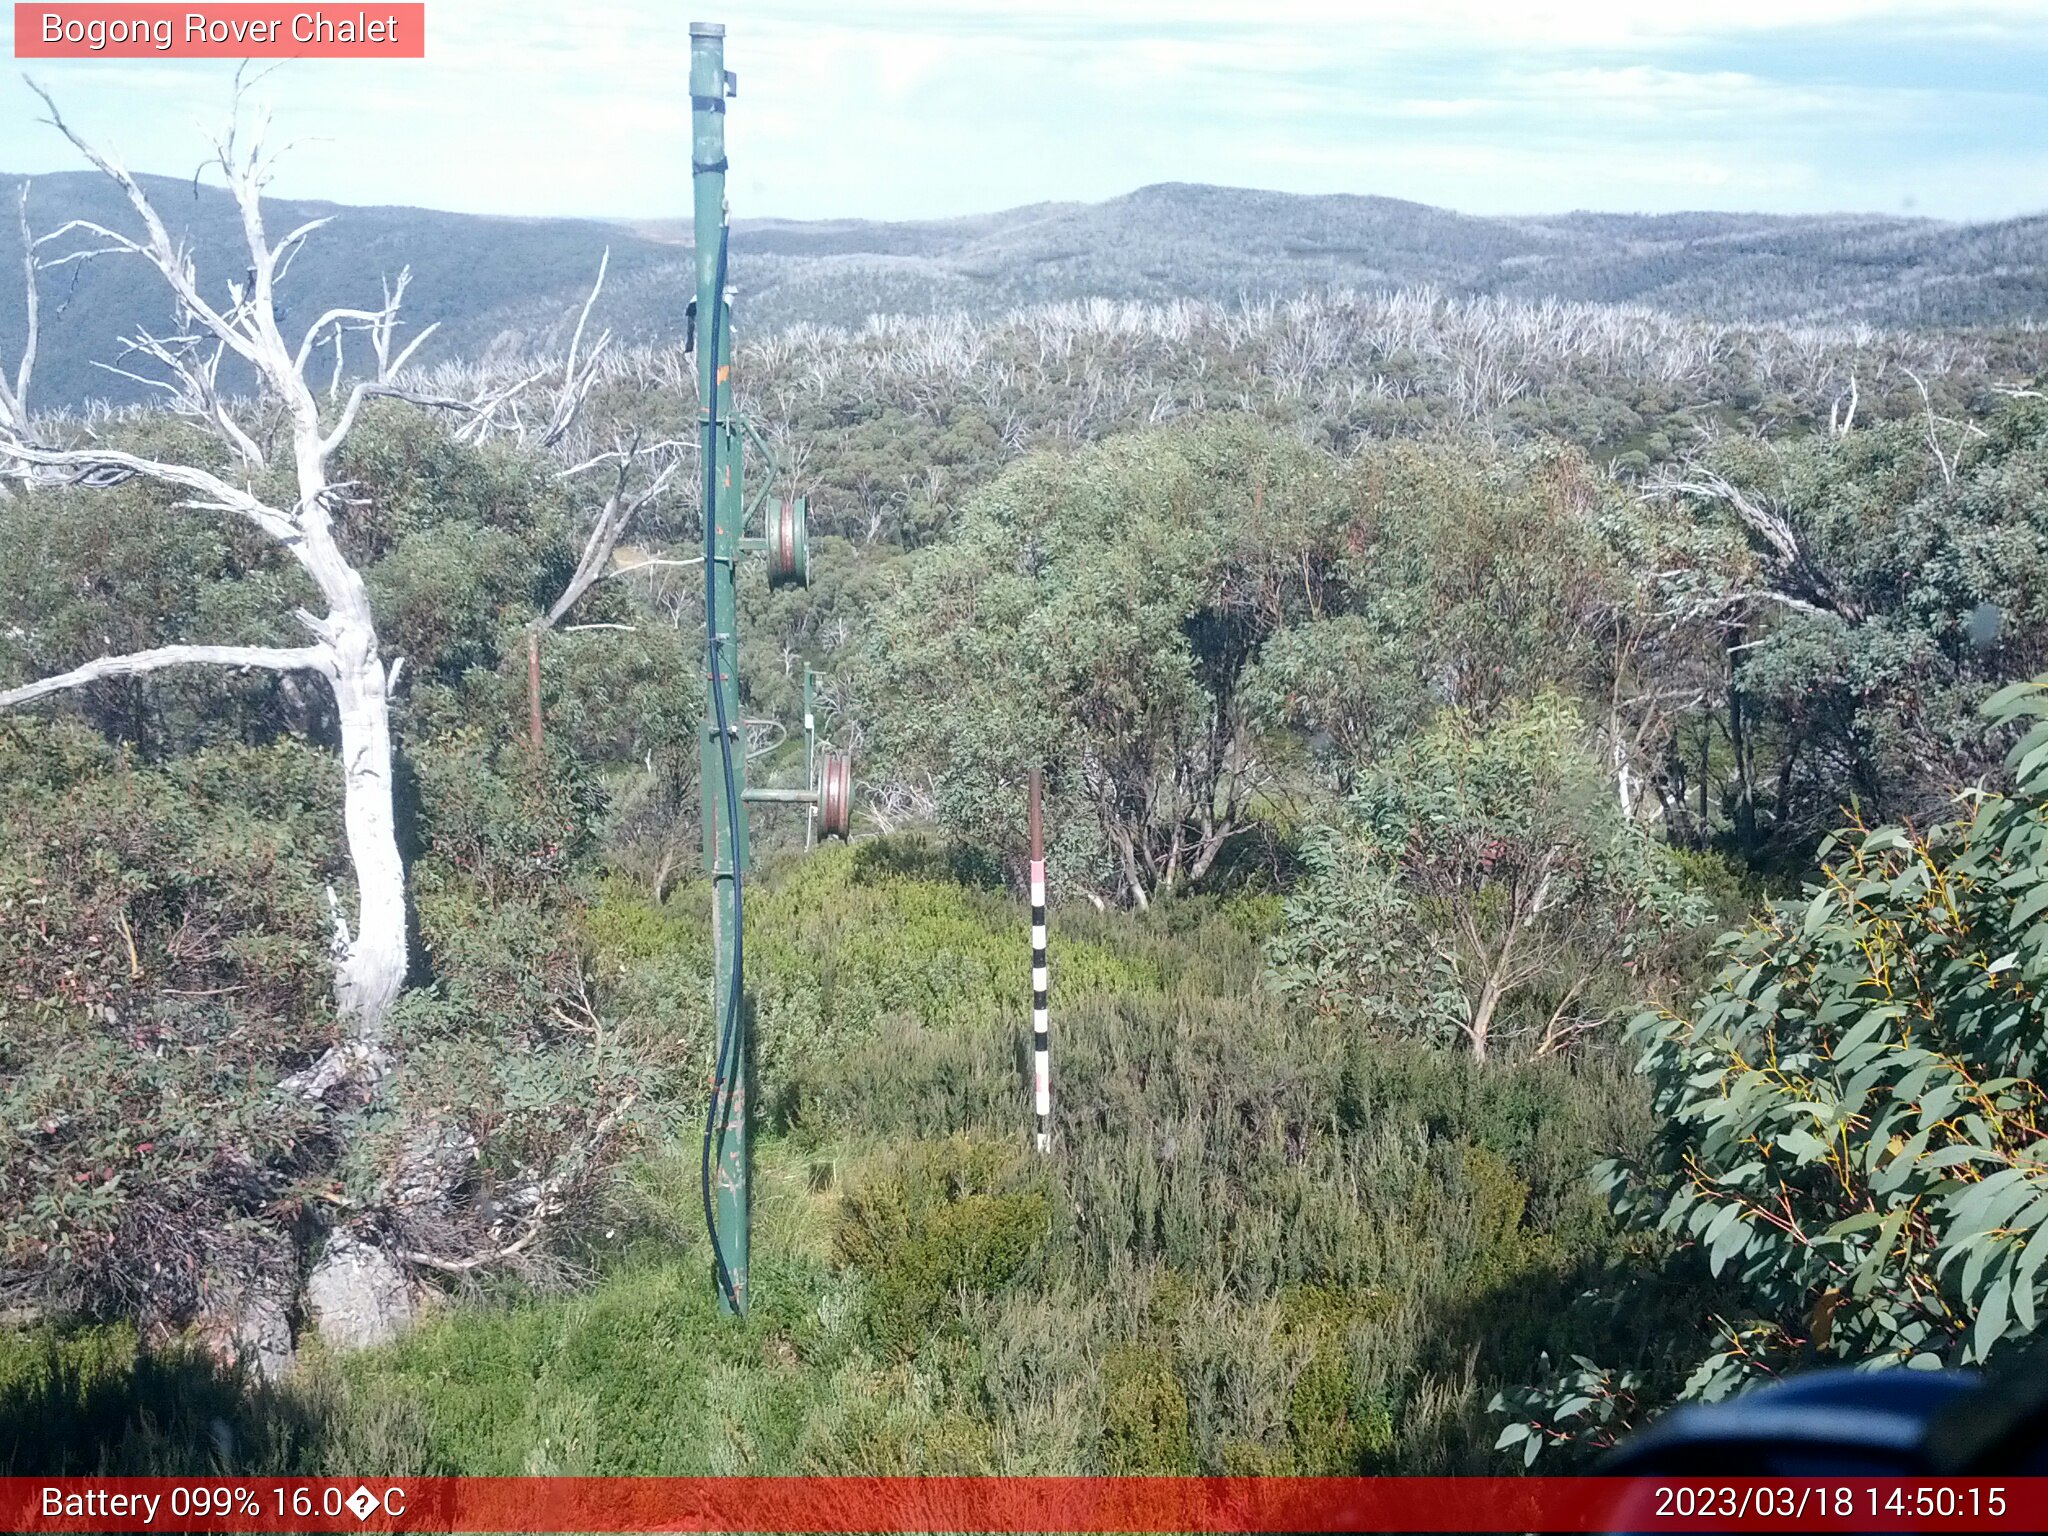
[0,86,491,1070]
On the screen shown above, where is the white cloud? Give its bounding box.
[0,0,2041,220]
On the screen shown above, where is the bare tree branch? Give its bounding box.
[27,81,267,371]
[3,82,424,1041]
[394,1095,637,1275]
[535,251,611,449]
[99,327,268,466]
[0,642,332,709]
[1829,371,1858,437]
[562,248,607,391]
[1903,366,1961,488]
[539,434,683,631]
[1646,466,1864,624]
[0,439,300,540]
[294,305,388,374]
[323,367,535,457]
[611,555,704,576]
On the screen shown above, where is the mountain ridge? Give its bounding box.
[1,174,2040,410]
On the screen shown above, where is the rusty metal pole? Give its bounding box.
[1029,769,1050,1152]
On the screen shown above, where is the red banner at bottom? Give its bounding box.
[2,1476,2044,1533]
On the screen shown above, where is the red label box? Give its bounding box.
[5,1476,2048,1533]
[14,4,425,58]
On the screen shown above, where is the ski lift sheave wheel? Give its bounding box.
[817,751,852,840]
[767,494,808,589]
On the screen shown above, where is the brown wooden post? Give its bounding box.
[527,629,543,753]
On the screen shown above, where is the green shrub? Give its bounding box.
[849,833,1006,892]
[0,723,338,1327]
[744,841,1160,1131]
[1277,1284,1396,1472]
[1497,677,2048,1462]
[582,880,707,967]
[1268,694,1710,1061]
[791,1364,997,1475]
[1099,1343,1195,1473]
[832,1136,1052,1358]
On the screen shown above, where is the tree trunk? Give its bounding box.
[1112,827,1151,912]
[1462,928,1511,1066]
[329,616,407,1042]
[1659,737,1692,848]
[295,461,408,1045]
[1187,822,1233,882]
[1466,974,1499,1063]
[1462,861,1551,1065]
[1726,623,1756,850]
[1699,715,1711,835]
[1775,746,1798,834]
[1535,975,1591,1057]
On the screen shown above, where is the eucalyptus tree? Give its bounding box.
[0,90,669,1359]
[0,91,647,1059]
[1268,695,1707,1062]
[859,417,1351,907]
[1497,678,2048,1462]
[1644,392,2048,854]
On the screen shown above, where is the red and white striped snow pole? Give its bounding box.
[1029,767,1051,1153]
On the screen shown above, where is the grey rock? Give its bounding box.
[392,1115,478,1207]
[307,1233,415,1351]
[279,1039,392,1103]
[226,1291,296,1381]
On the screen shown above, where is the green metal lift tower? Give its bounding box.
[690,20,851,1318]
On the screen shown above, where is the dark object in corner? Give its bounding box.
[1600,1344,2048,1531]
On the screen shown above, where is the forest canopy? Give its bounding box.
[3,213,2047,1474]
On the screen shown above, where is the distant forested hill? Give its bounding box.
[1,172,2042,410]
[0,170,668,412]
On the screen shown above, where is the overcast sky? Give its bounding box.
[0,1,2043,223]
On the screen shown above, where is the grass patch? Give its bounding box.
[4,837,1654,1477]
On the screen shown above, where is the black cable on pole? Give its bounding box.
[698,217,745,1315]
